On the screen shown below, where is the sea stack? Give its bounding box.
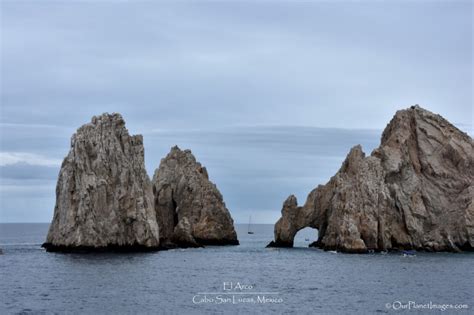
[43,113,160,252]
[267,105,473,253]
[152,146,239,248]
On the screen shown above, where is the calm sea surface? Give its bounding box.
[0,223,472,314]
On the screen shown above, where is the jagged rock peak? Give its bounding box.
[152,146,239,248]
[42,112,160,252]
[380,104,471,147]
[268,105,473,253]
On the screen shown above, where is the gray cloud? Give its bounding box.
[142,126,382,223]
[0,164,59,180]
[0,0,472,222]
[0,124,381,223]
[1,1,472,128]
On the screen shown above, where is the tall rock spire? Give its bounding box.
[43,113,160,252]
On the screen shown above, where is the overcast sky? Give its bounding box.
[0,0,472,223]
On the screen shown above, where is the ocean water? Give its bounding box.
[0,224,472,314]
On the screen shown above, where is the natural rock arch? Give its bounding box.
[268,106,473,253]
[267,195,320,247]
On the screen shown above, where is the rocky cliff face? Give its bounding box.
[43,113,160,252]
[268,106,473,253]
[152,146,239,248]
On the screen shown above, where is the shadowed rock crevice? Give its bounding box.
[268,105,473,253]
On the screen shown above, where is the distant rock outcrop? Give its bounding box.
[43,113,160,252]
[267,106,473,253]
[152,146,239,248]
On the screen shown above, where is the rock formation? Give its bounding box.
[43,113,160,252]
[267,105,473,253]
[152,146,239,248]
[43,113,240,252]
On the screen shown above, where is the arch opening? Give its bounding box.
[293,227,318,248]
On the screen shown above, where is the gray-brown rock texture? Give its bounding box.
[152,146,239,248]
[267,105,473,253]
[43,113,160,252]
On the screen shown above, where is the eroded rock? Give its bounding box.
[152,146,239,247]
[42,113,160,252]
[268,105,473,253]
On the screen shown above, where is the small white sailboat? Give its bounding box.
[247,215,254,234]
